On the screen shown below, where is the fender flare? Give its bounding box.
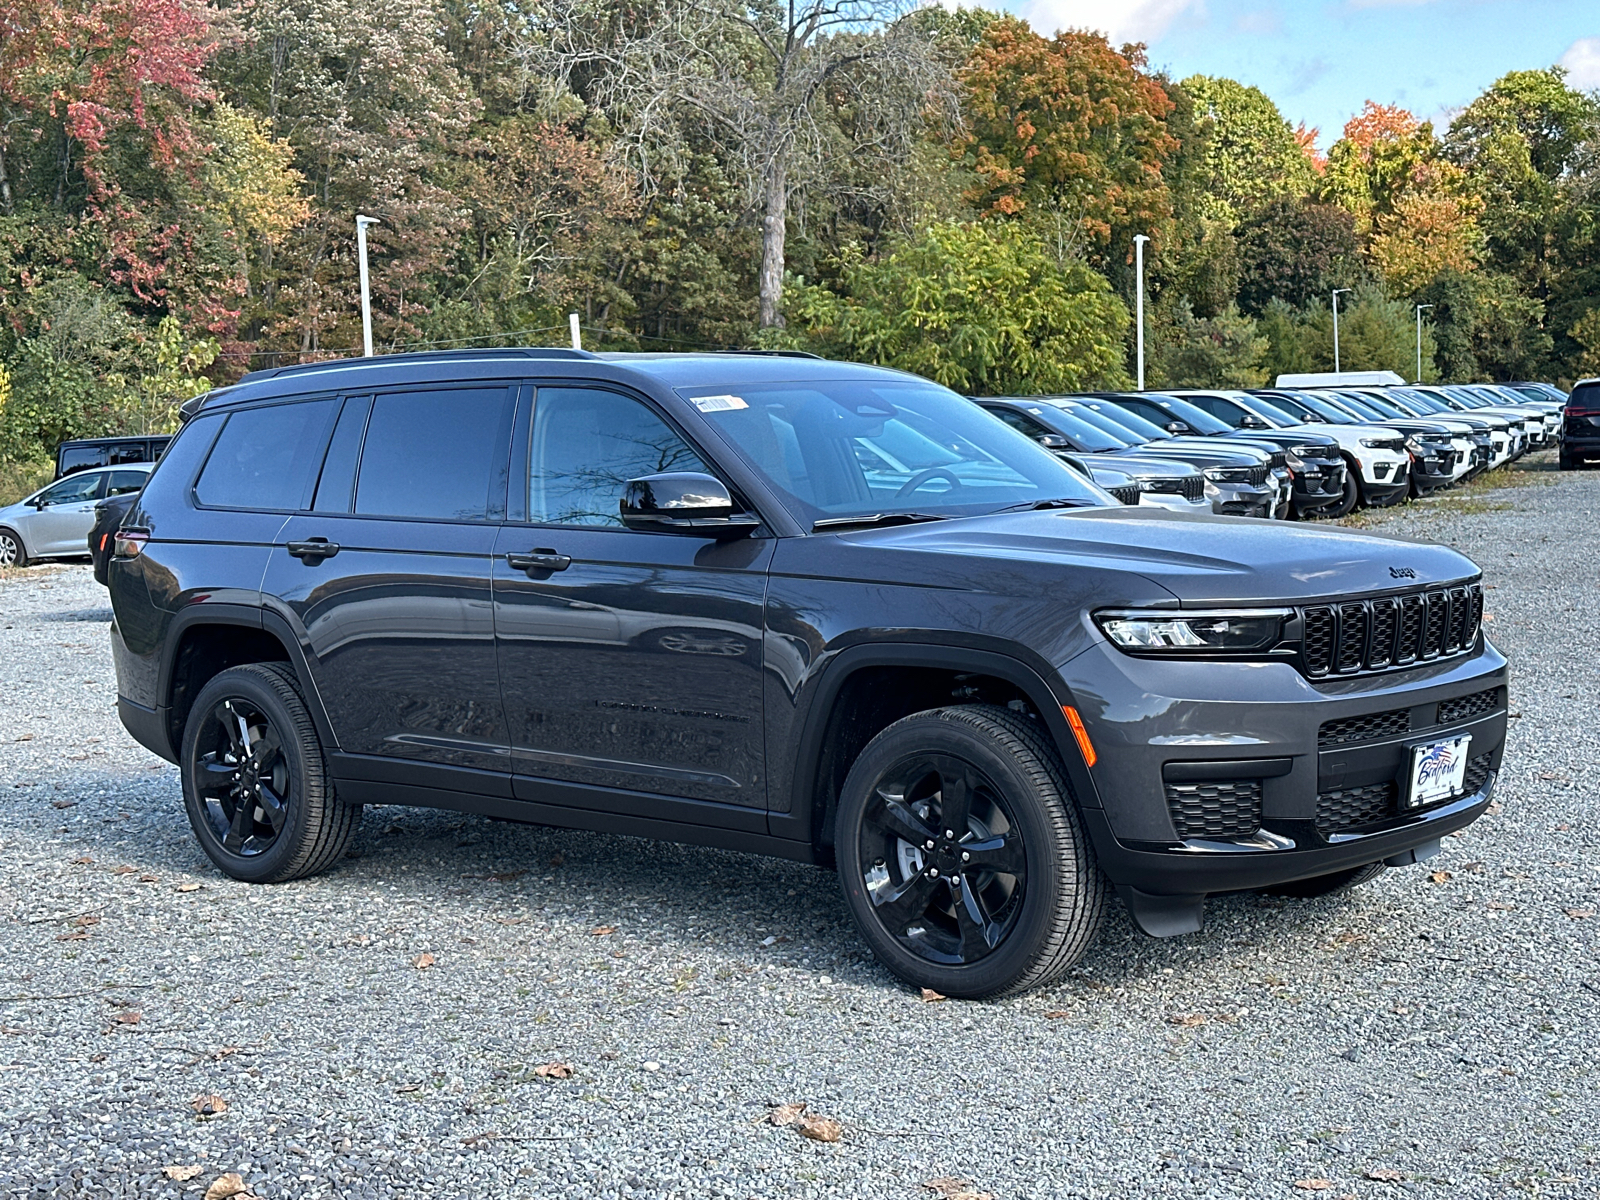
[767,640,1103,850]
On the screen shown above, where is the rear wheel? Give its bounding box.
[180,663,362,883]
[1559,449,1580,470]
[1262,862,1385,899]
[834,704,1105,999]
[0,527,29,568]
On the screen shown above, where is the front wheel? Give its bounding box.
[1321,471,1360,519]
[180,663,362,883]
[0,527,29,568]
[834,704,1105,999]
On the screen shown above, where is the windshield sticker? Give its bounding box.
[691,394,748,413]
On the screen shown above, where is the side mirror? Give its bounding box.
[1058,453,1091,478]
[1164,421,1191,434]
[1034,433,1073,451]
[620,472,758,537]
[1238,415,1269,429]
[30,497,49,509]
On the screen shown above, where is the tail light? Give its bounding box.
[112,530,148,559]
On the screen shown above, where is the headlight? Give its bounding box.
[1204,466,1252,483]
[1359,437,1403,450]
[1285,446,1316,470]
[1095,609,1291,652]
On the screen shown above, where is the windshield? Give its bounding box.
[1235,396,1297,428]
[1131,394,1238,435]
[680,379,1106,524]
[1068,400,1173,442]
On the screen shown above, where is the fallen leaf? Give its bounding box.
[1043,1010,1072,1019]
[213,1045,241,1060]
[1488,901,1516,911]
[1486,801,1504,815]
[1428,871,1452,884]
[590,925,617,936]
[1365,1167,1405,1183]
[74,913,100,928]
[768,1102,807,1127]
[923,1179,996,1200]
[55,930,90,942]
[396,1083,422,1093]
[71,856,93,865]
[1458,861,1485,873]
[1168,1013,1207,1027]
[534,1061,573,1079]
[919,988,946,1003]
[191,1094,228,1116]
[114,1011,141,1025]
[51,800,75,809]
[203,1173,247,1200]
[1538,772,1562,780]
[112,866,135,875]
[412,952,435,970]
[1555,822,1571,831]
[162,1164,203,1181]
[15,734,33,742]
[461,1131,498,1148]
[175,882,202,893]
[1562,908,1594,920]
[1294,1181,1333,1192]
[139,874,159,883]
[796,1113,842,1143]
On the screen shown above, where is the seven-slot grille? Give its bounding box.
[1247,464,1271,487]
[1109,483,1142,505]
[1300,583,1483,677]
[1165,780,1263,840]
[1181,475,1204,503]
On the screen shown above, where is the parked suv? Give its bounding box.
[1561,379,1599,469]
[108,350,1509,998]
[56,434,172,478]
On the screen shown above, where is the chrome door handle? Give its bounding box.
[506,550,571,573]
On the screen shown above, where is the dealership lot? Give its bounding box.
[0,453,1595,1200]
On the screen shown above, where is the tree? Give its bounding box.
[1415,270,1550,381]
[1180,75,1316,223]
[1150,300,1267,388]
[1234,196,1363,314]
[782,220,1130,394]
[961,19,1176,266]
[526,0,955,328]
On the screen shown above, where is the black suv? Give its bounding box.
[1560,379,1596,469]
[108,350,1509,998]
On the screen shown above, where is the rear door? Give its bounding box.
[263,385,514,775]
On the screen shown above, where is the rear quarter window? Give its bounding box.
[195,400,338,511]
[1567,383,1600,415]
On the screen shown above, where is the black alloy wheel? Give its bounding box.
[181,663,362,883]
[854,753,1027,967]
[836,704,1105,999]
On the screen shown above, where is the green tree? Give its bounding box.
[1415,270,1550,382]
[1180,75,1317,223]
[782,220,1130,394]
[1149,301,1267,388]
[1234,196,1364,314]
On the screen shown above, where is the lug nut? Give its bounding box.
[924,839,935,850]
[944,829,955,839]
[962,851,971,862]
[927,867,939,878]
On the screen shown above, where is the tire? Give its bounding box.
[180,662,362,884]
[1559,451,1578,471]
[0,527,29,568]
[1323,469,1359,519]
[834,704,1105,999]
[1262,862,1386,899]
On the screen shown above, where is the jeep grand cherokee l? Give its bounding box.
[107,350,1509,998]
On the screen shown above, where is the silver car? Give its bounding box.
[0,463,152,567]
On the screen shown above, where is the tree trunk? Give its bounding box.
[758,149,787,329]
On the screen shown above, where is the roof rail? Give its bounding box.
[715,349,823,359]
[239,346,599,383]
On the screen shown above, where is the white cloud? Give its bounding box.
[1559,37,1600,90]
[1014,0,1203,45]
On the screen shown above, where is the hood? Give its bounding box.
[1300,421,1406,442]
[829,506,1479,606]
[1091,452,1200,480]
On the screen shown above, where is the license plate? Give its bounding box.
[1407,735,1471,807]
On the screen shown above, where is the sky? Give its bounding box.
[997,0,1600,151]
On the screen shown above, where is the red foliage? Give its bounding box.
[1342,102,1420,150]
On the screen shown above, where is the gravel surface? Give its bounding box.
[1,452,1596,1200]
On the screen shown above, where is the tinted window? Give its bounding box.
[356,388,508,521]
[529,388,708,526]
[58,445,108,475]
[986,407,1052,440]
[1569,383,1600,416]
[108,442,150,465]
[106,470,148,497]
[196,400,337,510]
[313,396,371,512]
[38,472,105,505]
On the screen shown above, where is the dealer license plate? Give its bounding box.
[1407,735,1471,808]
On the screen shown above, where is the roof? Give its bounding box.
[189,348,912,413]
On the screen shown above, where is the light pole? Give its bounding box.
[1133,234,1150,391]
[1332,288,1351,374]
[1415,303,1434,383]
[355,214,381,357]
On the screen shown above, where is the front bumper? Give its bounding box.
[1059,638,1508,932]
[1206,479,1277,518]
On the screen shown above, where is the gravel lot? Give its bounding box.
[1,453,1596,1200]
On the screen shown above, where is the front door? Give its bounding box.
[28,470,106,555]
[493,386,771,810]
[262,386,515,774]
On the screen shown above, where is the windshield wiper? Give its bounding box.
[811,511,951,532]
[988,498,1098,514]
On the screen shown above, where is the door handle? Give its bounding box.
[506,549,571,573]
[287,538,340,562]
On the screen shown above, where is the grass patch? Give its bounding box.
[0,460,52,507]
[1334,449,1557,529]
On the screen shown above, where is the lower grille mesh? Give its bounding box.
[1165,780,1263,840]
[1462,752,1493,797]
[1316,781,1397,834]
[1438,688,1500,726]
[1319,708,1411,747]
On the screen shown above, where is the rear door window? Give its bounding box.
[108,442,150,465]
[38,472,106,505]
[106,471,148,497]
[58,445,108,475]
[195,399,338,511]
[355,387,511,521]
